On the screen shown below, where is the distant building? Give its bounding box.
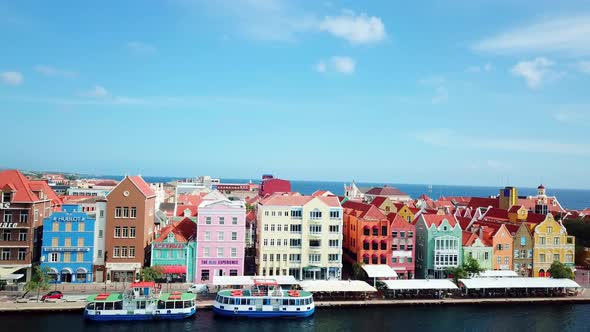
[388,213,416,279]
[151,218,197,283]
[196,198,246,282]
[41,205,94,283]
[257,193,343,280]
[513,223,534,277]
[364,186,411,203]
[259,175,291,197]
[105,176,156,282]
[0,170,61,281]
[414,214,462,279]
[533,214,575,277]
[462,231,492,271]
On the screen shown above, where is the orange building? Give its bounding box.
[342,201,391,266]
[478,224,513,270]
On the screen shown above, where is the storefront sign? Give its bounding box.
[153,243,184,249]
[0,223,18,228]
[200,259,239,265]
[52,215,85,222]
[43,247,90,252]
[0,202,10,209]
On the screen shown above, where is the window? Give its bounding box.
[329,210,340,219]
[290,239,301,248]
[114,227,121,238]
[290,224,302,233]
[309,254,321,264]
[284,239,288,246]
[270,239,275,246]
[505,243,510,250]
[121,247,128,257]
[271,224,275,232]
[2,192,11,202]
[130,227,136,238]
[392,231,398,238]
[1,230,10,241]
[122,227,129,238]
[283,254,287,261]
[554,237,560,245]
[289,254,301,262]
[364,228,370,236]
[408,231,413,238]
[129,207,136,218]
[284,224,288,232]
[276,238,281,246]
[520,236,526,246]
[201,270,210,281]
[230,270,238,276]
[278,211,282,217]
[539,254,546,262]
[484,252,489,260]
[218,232,224,241]
[329,254,339,262]
[219,217,225,225]
[34,209,38,221]
[232,232,237,241]
[65,223,72,232]
[372,227,378,236]
[129,246,135,258]
[527,250,533,258]
[19,212,28,223]
[310,225,322,234]
[204,247,210,257]
[514,250,520,258]
[400,231,406,238]
[18,230,26,241]
[566,254,573,263]
[400,244,405,250]
[123,207,129,218]
[232,217,238,225]
[99,210,104,218]
[270,254,274,262]
[310,210,322,219]
[265,211,269,216]
[309,239,321,248]
[263,254,267,261]
[0,249,10,261]
[113,246,120,258]
[553,254,560,262]
[264,225,269,232]
[291,210,302,218]
[205,217,211,225]
[217,248,224,257]
[78,223,85,232]
[329,239,339,247]
[539,237,546,245]
[277,224,282,232]
[504,257,509,264]
[115,207,122,218]
[407,244,413,251]
[329,225,339,233]
[263,239,268,246]
[496,256,501,264]
[97,249,103,258]
[204,231,211,241]
[230,248,237,257]
[49,252,59,262]
[547,226,553,234]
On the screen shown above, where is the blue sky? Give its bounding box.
[2,1,590,189]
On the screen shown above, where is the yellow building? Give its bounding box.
[533,214,575,277]
[396,205,418,223]
[256,193,343,280]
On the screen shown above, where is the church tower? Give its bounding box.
[534,184,548,215]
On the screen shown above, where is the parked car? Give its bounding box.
[187,284,208,294]
[41,291,63,301]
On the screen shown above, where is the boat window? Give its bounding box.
[114,301,123,310]
[95,302,104,310]
[158,301,165,309]
[86,303,95,310]
[183,301,191,308]
[282,299,288,306]
[136,301,146,309]
[215,295,221,302]
[223,297,229,304]
[105,302,114,310]
[264,299,270,305]
[289,299,295,306]
[239,298,245,305]
[166,301,174,309]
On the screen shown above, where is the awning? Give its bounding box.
[0,274,24,281]
[459,277,582,289]
[362,265,398,278]
[476,270,519,278]
[161,265,186,274]
[0,267,21,277]
[382,279,458,290]
[213,275,299,286]
[300,280,377,292]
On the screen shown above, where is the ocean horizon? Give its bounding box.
[92,175,590,211]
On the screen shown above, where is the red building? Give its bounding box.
[259,175,291,197]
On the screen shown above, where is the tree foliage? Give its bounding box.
[352,262,366,280]
[548,261,574,279]
[463,256,485,277]
[140,266,164,282]
[25,266,50,302]
[445,266,468,284]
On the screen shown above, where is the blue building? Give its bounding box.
[41,204,95,283]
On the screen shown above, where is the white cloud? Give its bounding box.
[315,56,356,74]
[466,63,493,73]
[319,10,386,44]
[577,60,590,74]
[34,65,78,78]
[473,15,590,56]
[1,71,23,86]
[126,41,157,54]
[510,57,555,88]
[554,109,590,126]
[415,128,590,156]
[81,85,110,98]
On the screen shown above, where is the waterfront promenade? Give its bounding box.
[1,288,589,313]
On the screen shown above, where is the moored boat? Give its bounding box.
[213,278,315,318]
[84,281,196,321]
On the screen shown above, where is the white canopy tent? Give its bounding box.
[476,270,519,278]
[300,280,377,293]
[0,273,24,281]
[361,265,398,287]
[0,267,21,277]
[212,275,299,286]
[459,277,581,289]
[381,279,458,290]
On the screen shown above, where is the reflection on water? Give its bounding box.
[2,304,589,332]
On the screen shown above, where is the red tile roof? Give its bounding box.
[127,176,156,197]
[366,186,408,197]
[467,197,499,209]
[369,196,387,208]
[0,170,60,204]
[508,205,523,213]
[482,208,509,221]
[175,205,198,217]
[462,231,478,246]
[456,216,473,231]
[29,180,62,206]
[154,218,196,243]
[418,194,432,201]
[177,194,203,206]
[387,213,415,230]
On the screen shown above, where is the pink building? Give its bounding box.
[387,213,416,279]
[196,199,246,282]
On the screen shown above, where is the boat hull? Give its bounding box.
[213,306,315,318]
[84,308,196,321]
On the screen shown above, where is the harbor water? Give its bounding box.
[2,303,590,332]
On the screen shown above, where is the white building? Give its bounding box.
[256,193,343,280]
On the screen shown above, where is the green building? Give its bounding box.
[415,214,463,279]
[150,218,197,283]
[462,231,493,271]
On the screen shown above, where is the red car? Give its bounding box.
[41,291,63,301]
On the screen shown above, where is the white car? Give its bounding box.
[187,284,208,294]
